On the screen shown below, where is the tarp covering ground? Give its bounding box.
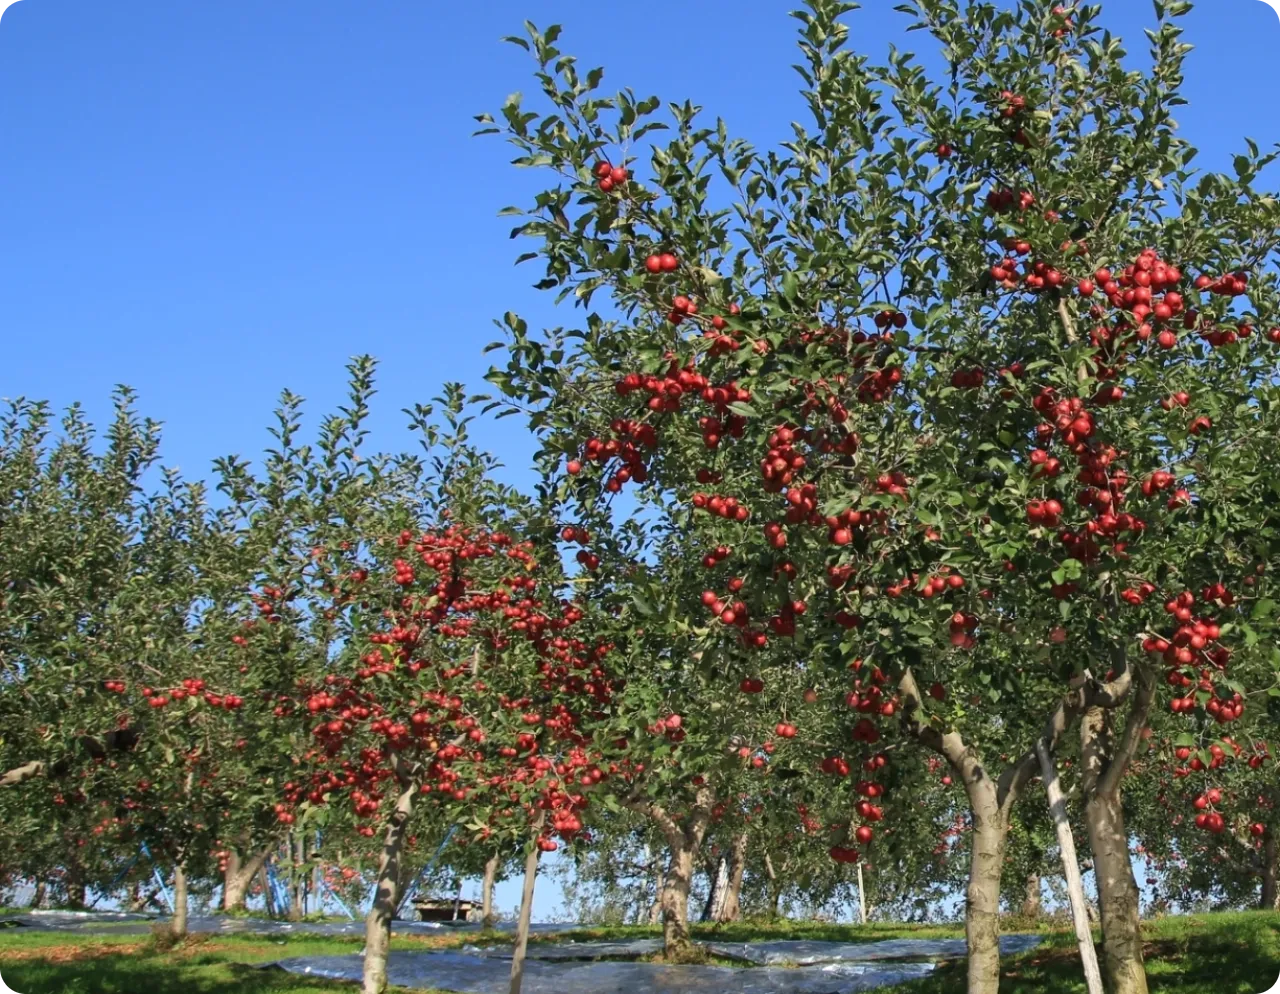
[267,934,1043,994]
[2,910,1045,993]
[267,951,942,994]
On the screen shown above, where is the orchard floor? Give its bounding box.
[0,911,1276,994]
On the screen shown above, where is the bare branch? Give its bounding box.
[0,761,44,788]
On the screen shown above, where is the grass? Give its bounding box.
[0,911,1275,993]
[0,928,458,994]
[529,917,970,945]
[875,911,1280,994]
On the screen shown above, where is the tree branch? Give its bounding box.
[624,798,684,850]
[688,786,717,848]
[0,760,44,788]
[1097,659,1156,798]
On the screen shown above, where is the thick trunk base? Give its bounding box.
[224,847,270,912]
[508,830,542,994]
[362,783,415,994]
[481,854,500,929]
[171,864,189,939]
[660,845,696,961]
[1086,792,1148,994]
[1020,871,1042,919]
[717,833,748,923]
[965,801,1008,994]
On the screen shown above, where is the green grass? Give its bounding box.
[529,917,970,945]
[0,911,1276,993]
[0,929,455,994]
[875,911,1280,994]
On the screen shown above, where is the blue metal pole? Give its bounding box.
[395,824,458,919]
[267,865,289,914]
[106,855,139,893]
[321,878,357,921]
[139,842,175,913]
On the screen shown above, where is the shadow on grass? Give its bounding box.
[875,911,1280,994]
[0,933,450,994]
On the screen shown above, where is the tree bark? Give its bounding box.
[287,831,304,921]
[313,845,324,918]
[1082,703,1149,994]
[298,835,307,918]
[0,761,45,788]
[64,862,86,910]
[701,856,726,922]
[224,846,271,912]
[225,850,241,902]
[362,775,416,994]
[857,862,869,925]
[1261,829,1279,911]
[764,853,782,918]
[1037,739,1104,994]
[129,886,160,913]
[898,659,1139,994]
[508,815,545,994]
[660,842,695,956]
[482,853,500,929]
[717,832,748,923]
[171,863,189,939]
[647,858,663,924]
[260,864,276,917]
[1020,871,1042,919]
[29,881,46,909]
[627,788,714,958]
[966,790,1008,994]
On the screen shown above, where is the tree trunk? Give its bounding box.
[482,853,500,928]
[764,853,782,918]
[717,832,748,923]
[1262,830,1278,911]
[287,832,303,922]
[1081,702,1149,994]
[856,862,868,925]
[224,846,270,912]
[225,850,241,903]
[965,789,1008,994]
[362,779,416,994]
[313,845,324,918]
[1037,739,1104,994]
[129,886,160,913]
[647,858,663,925]
[64,861,87,909]
[660,842,695,958]
[1021,871,1042,919]
[300,833,311,918]
[171,863,189,939]
[260,864,277,917]
[508,822,543,994]
[1085,787,1147,994]
[29,881,45,909]
[701,857,725,922]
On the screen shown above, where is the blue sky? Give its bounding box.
[5,0,1280,499]
[3,0,1280,919]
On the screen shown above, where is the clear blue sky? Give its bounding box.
[4,0,1280,497]
[3,0,1280,919]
